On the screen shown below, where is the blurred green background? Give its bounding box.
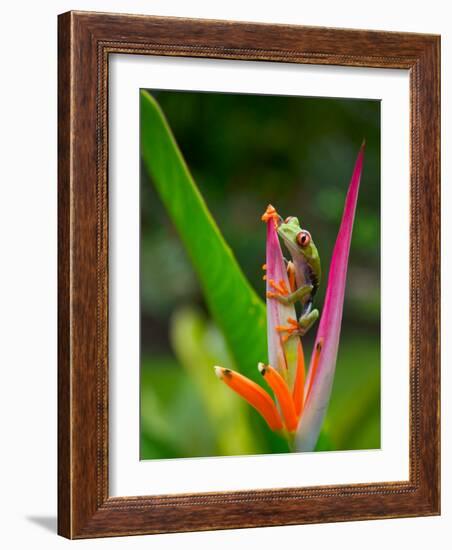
[140,90,380,460]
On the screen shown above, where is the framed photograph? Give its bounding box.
[58,11,440,538]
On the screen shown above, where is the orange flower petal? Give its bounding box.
[214,367,283,431]
[292,339,306,419]
[259,363,298,432]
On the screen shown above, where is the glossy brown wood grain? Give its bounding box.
[58,10,440,539]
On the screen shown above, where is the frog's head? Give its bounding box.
[277,216,316,261]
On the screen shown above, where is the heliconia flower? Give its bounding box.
[214,144,365,450]
[215,204,307,443]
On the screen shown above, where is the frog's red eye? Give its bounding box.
[284,216,293,223]
[296,230,311,247]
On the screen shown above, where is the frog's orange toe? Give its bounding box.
[275,317,300,343]
[261,204,280,226]
[268,278,289,296]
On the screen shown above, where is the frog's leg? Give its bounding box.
[267,281,313,306]
[297,309,319,336]
[275,309,319,342]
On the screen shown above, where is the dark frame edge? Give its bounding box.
[419,33,441,517]
[57,11,73,540]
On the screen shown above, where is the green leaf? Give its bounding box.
[140,90,267,382]
[170,306,257,456]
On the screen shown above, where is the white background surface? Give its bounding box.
[110,56,409,496]
[0,1,449,548]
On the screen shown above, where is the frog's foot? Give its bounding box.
[275,310,320,342]
[267,283,313,306]
[261,204,281,227]
[262,263,267,281]
[266,278,290,301]
[275,317,299,344]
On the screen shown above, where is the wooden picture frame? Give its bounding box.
[58,10,440,539]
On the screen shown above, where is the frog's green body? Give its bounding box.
[276,216,321,335]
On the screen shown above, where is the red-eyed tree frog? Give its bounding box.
[271,215,321,335]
